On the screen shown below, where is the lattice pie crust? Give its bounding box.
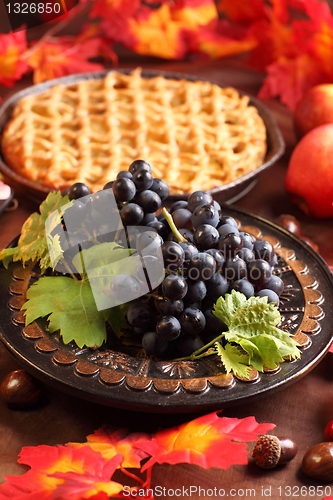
[1,68,267,194]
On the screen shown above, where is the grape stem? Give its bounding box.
[162,208,187,243]
[172,332,226,362]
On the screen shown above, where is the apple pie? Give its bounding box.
[1,68,267,195]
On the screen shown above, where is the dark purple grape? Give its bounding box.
[205,249,224,272]
[61,188,69,197]
[179,241,198,265]
[218,215,238,228]
[162,274,188,301]
[170,200,188,213]
[110,274,141,302]
[172,209,193,230]
[237,247,255,264]
[142,331,169,356]
[117,171,133,179]
[269,253,278,267]
[223,256,247,282]
[155,297,184,316]
[141,212,156,225]
[217,233,243,258]
[120,203,144,225]
[253,239,275,263]
[161,241,185,272]
[103,181,114,190]
[150,178,169,200]
[147,220,169,240]
[132,170,154,191]
[193,224,219,251]
[129,159,152,175]
[206,273,229,300]
[136,231,162,256]
[156,316,181,341]
[69,182,90,200]
[127,301,153,328]
[247,259,272,286]
[257,289,280,306]
[187,191,213,213]
[239,232,255,250]
[184,280,207,303]
[203,308,228,337]
[167,229,194,243]
[176,335,204,357]
[213,200,222,217]
[229,279,255,299]
[218,224,239,237]
[258,274,284,296]
[112,178,136,202]
[187,252,216,281]
[192,203,219,228]
[136,255,163,290]
[179,307,206,335]
[135,190,161,213]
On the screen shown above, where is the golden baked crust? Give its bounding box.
[1,68,267,194]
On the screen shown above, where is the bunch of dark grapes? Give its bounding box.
[62,160,284,359]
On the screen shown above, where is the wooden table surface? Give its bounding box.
[1,55,333,499]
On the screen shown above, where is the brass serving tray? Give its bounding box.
[0,206,332,413]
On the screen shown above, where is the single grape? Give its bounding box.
[135,190,161,213]
[170,200,188,213]
[193,224,219,251]
[213,200,222,217]
[247,259,272,286]
[253,239,275,263]
[257,289,280,306]
[136,231,162,256]
[142,331,169,356]
[69,182,90,200]
[239,231,255,250]
[179,241,198,265]
[205,249,224,272]
[184,279,207,303]
[120,203,144,225]
[63,200,86,227]
[172,209,193,230]
[156,316,181,341]
[161,241,185,272]
[187,191,213,213]
[110,274,141,302]
[132,170,154,191]
[150,178,169,200]
[167,228,194,243]
[187,252,216,281]
[203,308,228,337]
[237,247,255,264]
[147,220,169,240]
[179,307,206,335]
[162,274,188,301]
[112,178,136,202]
[258,274,284,296]
[223,256,247,282]
[103,181,114,190]
[155,297,184,316]
[192,203,219,228]
[217,215,238,228]
[127,301,153,328]
[206,273,229,300]
[136,255,163,290]
[229,279,255,299]
[176,335,204,357]
[141,212,156,225]
[218,224,240,237]
[217,233,243,258]
[61,188,69,197]
[269,253,278,267]
[117,171,133,179]
[129,159,152,175]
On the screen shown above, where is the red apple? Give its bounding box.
[294,84,333,140]
[285,124,333,219]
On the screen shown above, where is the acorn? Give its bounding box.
[302,442,333,481]
[0,369,43,409]
[252,435,298,469]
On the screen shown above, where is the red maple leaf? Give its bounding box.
[0,31,29,87]
[136,411,275,472]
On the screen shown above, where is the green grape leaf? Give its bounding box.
[215,342,251,378]
[22,276,109,348]
[213,290,301,373]
[0,191,71,273]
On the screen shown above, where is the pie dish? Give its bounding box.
[0,205,332,413]
[0,69,284,203]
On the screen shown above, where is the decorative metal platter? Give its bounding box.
[0,206,333,413]
[0,69,284,205]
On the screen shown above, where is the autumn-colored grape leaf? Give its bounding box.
[0,445,123,500]
[68,426,150,468]
[136,411,275,471]
[0,31,29,87]
[0,191,71,273]
[213,290,301,372]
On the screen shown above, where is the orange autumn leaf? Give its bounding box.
[27,37,104,84]
[0,445,123,500]
[217,0,268,24]
[69,426,150,469]
[0,31,29,87]
[136,411,275,472]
